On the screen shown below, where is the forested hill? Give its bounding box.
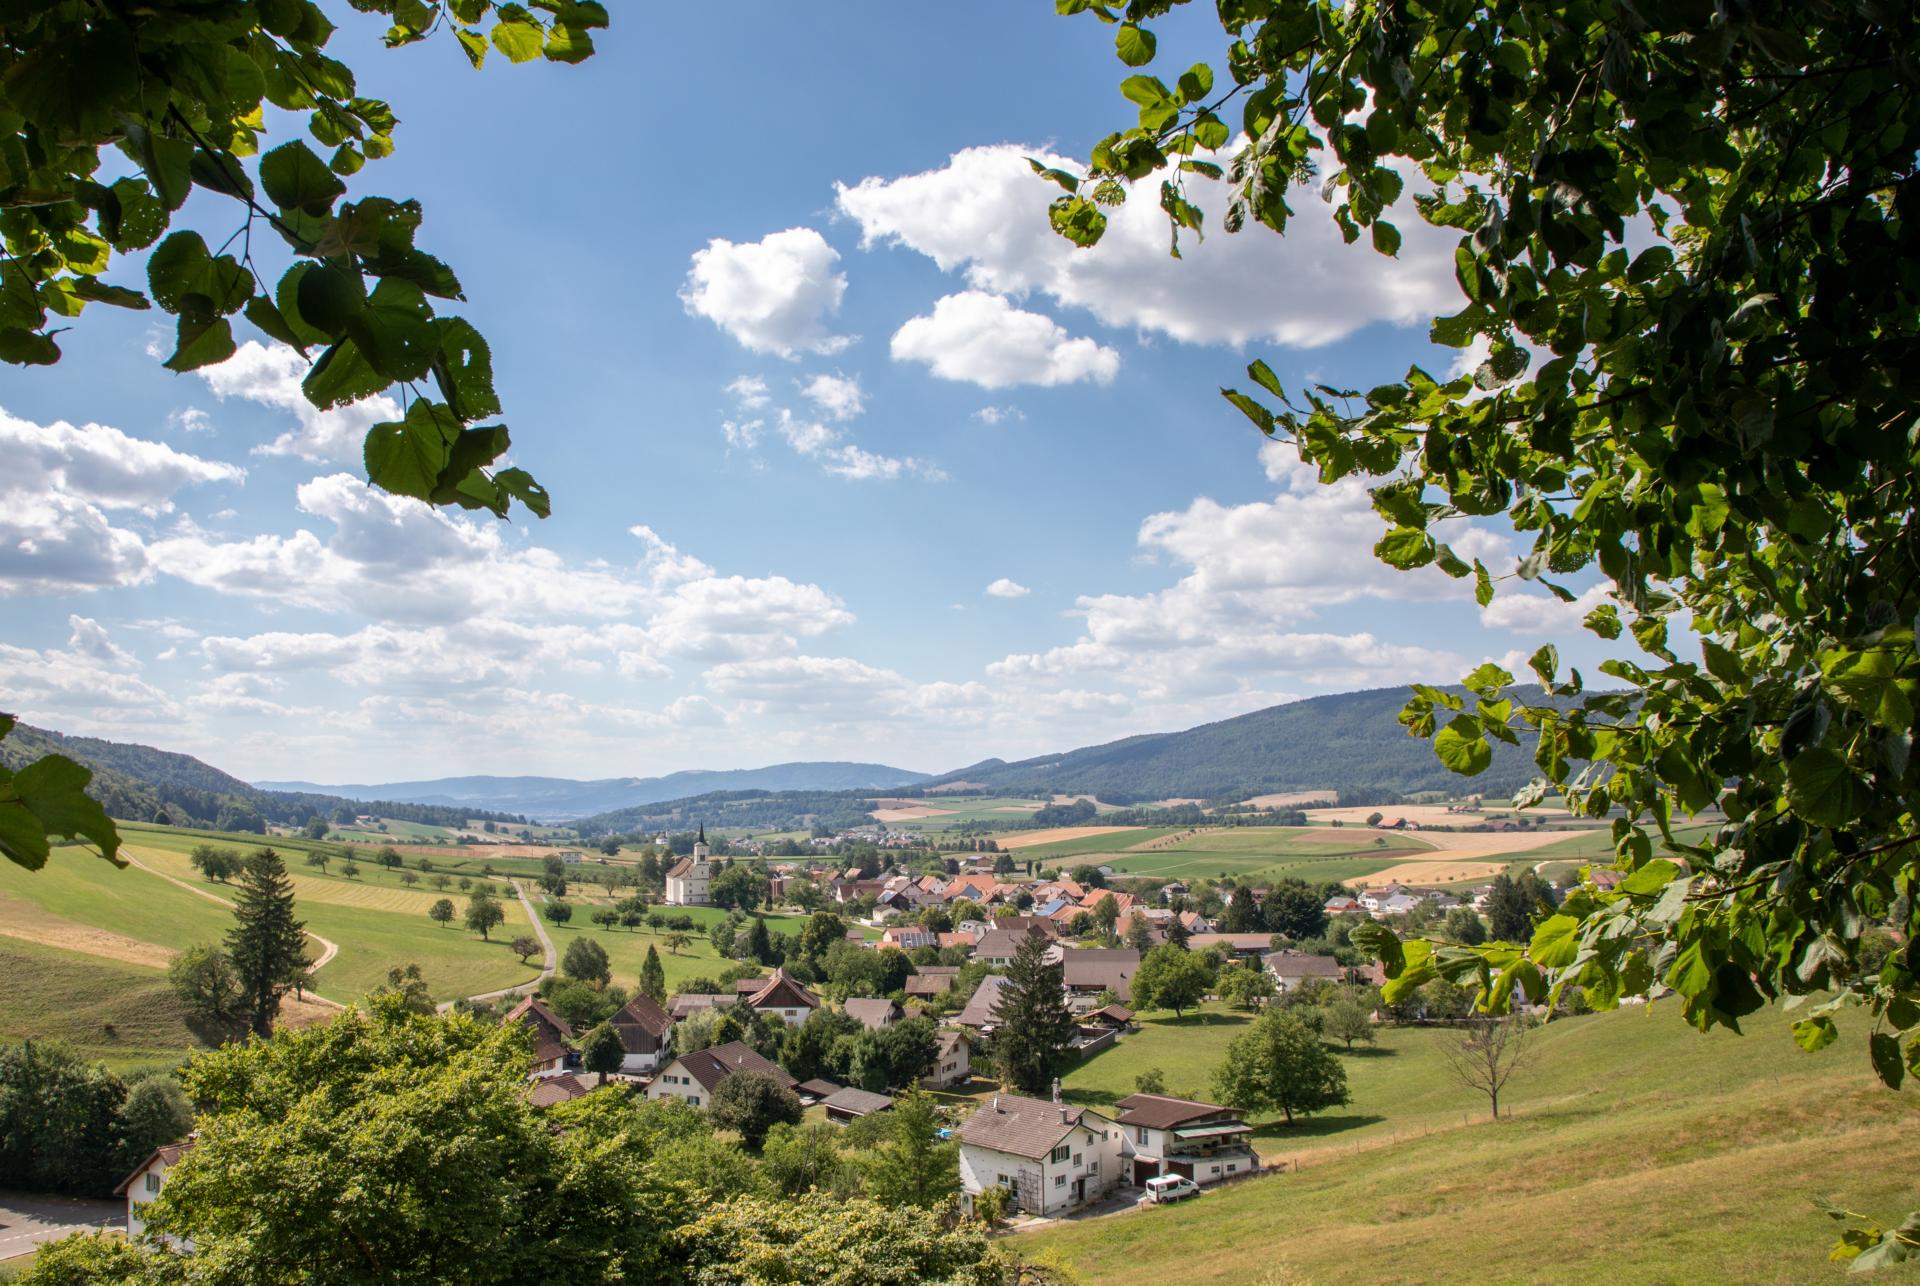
[0,723,525,832]
[256,762,932,822]
[923,686,1554,804]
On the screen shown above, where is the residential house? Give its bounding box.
[667,993,735,1021]
[116,1141,194,1245]
[1110,1093,1257,1187]
[528,1072,593,1107]
[664,826,714,906]
[1082,1003,1134,1032]
[1324,894,1364,916]
[610,993,673,1075]
[922,1029,972,1089]
[957,1085,1124,1217]
[905,965,960,1000]
[1058,947,1141,1009]
[822,1086,894,1124]
[743,968,822,1025]
[1263,950,1346,993]
[1160,881,1189,904]
[880,927,939,952]
[645,1040,796,1109]
[795,1078,842,1105]
[973,926,1049,967]
[955,974,1011,1034]
[1357,883,1409,913]
[844,996,904,1031]
[505,995,575,1078]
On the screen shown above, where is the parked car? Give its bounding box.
[1144,1175,1201,1204]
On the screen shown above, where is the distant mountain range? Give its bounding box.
[922,686,1549,804]
[255,763,934,823]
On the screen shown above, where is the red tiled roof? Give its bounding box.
[746,967,820,1011]
[1113,1092,1244,1131]
[960,1094,1105,1160]
[114,1140,194,1195]
[504,995,574,1064]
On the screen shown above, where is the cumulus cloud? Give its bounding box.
[0,617,178,731]
[681,227,851,358]
[726,375,771,408]
[974,405,1024,425]
[799,373,865,421]
[985,578,1030,599]
[197,341,400,463]
[0,407,244,595]
[890,291,1119,388]
[838,143,1461,349]
[771,409,943,482]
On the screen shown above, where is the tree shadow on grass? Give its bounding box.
[1251,1112,1386,1143]
[1335,1045,1398,1059]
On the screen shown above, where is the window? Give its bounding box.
[690,1096,700,1106]
[1073,1153,1083,1167]
[1054,1174,1066,1187]
[1227,1164,1238,1173]
[1136,1126,1148,1144]
[145,1173,160,1194]
[1050,1144,1070,1163]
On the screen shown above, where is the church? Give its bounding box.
[663,825,713,906]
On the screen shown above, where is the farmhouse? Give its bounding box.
[1110,1093,1257,1187]
[741,968,821,1024]
[504,995,576,1078]
[116,1141,195,1246]
[610,993,674,1075]
[958,1085,1123,1217]
[663,826,714,906]
[645,1041,796,1109]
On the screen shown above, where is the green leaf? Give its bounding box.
[147,233,214,314]
[544,24,595,63]
[496,467,551,519]
[1048,195,1108,247]
[456,27,489,68]
[1616,859,1680,896]
[1371,220,1402,256]
[344,279,437,382]
[244,295,307,352]
[365,399,461,501]
[259,141,347,213]
[1666,941,1715,1000]
[1,754,122,870]
[1528,915,1582,968]
[1120,75,1172,108]
[491,19,547,63]
[1375,527,1435,569]
[1434,714,1493,776]
[303,338,386,410]
[432,318,500,421]
[1177,63,1213,102]
[1868,1032,1905,1089]
[1116,23,1156,67]
[163,314,236,372]
[1792,1015,1839,1053]
[1347,920,1404,975]
[1786,748,1855,829]
[1221,389,1273,433]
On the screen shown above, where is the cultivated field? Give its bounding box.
[998,825,1142,850]
[881,798,1054,830]
[1006,827,1191,862]
[1036,1002,1920,1283]
[1084,827,1434,886]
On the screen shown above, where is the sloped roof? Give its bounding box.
[955,974,1010,1029]
[1059,948,1141,999]
[675,1040,796,1092]
[528,1073,593,1108]
[1263,951,1344,979]
[796,1078,843,1100]
[843,997,902,1030]
[613,993,673,1041]
[747,967,820,1011]
[822,1086,894,1117]
[114,1140,194,1195]
[960,1095,1108,1160]
[504,995,574,1064]
[665,857,697,879]
[1113,1093,1244,1131]
[668,993,733,1019]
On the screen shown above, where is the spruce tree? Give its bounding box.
[747,917,774,966]
[991,935,1077,1094]
[638,946,668,1004]
[226,848,308,1037]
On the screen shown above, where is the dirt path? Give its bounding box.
[454,879,553,1007]
[123,851,342,1005]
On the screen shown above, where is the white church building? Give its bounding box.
[664,825,713,906]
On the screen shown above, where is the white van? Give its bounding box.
[1144,1174,1201,1204]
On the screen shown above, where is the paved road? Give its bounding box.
[123,851,342,1004]
[0,1190,121,1260]
[453,879,554,1008]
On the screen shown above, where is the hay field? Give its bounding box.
[998,825,1142,850]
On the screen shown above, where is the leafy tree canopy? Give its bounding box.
[1052,0,1920,1088]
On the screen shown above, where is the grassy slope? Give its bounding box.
[538,898,813,993]
[0,939,215,1073]
[1096,828,1434,884]
[1030,1003,1920,1284]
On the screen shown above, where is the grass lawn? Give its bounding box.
[537,903,814,993]
[0,939,215,1074]
[1028,1003,1920,1284]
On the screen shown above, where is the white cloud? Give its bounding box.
[0,617,178,732]
[169,407,212,434]
[799,373,865,421]
[891,291,1119,389]
[1480,581,1612,634]
[681,227,852,358]
[771,409,943,482]
[0,407,244,595]
[726,375,771,408]
[197,341,400,463]
[985,578,1030,599]
[838,143,1461,349]
[974,405,1024,425]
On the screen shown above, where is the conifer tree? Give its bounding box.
[991,935,1077,1094]
[225,849,308,1038]
[638,947,668,1004]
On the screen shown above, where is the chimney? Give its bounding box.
[1053,1077,1069,1122]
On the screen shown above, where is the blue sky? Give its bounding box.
[0,1,1623,783]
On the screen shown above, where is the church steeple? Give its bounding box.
[692,822,709,863]
[697,823,706,844]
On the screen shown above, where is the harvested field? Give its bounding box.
[925,780,989,792]
[0,916,176,969]
[1349,858,1512,887]
[1245,791,1339,807]
[1143,797,1206,808]
[999,825,1141,849]
[870,804,956,822]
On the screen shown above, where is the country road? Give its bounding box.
[453,879,554,1008]
[123,851,342,1005]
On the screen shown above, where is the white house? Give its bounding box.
[644,1040,795,1110]
[922,1029,972,1090]
[741,967,821,1025]
[504,995,576,1078]
[115,1141,195,1246]
[1110,1093,1257,1187]
[664,826,714,906]
[610,993,673,1075]
[957,1084,1123,1217]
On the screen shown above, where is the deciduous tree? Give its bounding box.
[428,897,455,929]
[1442,1015,1537,1120]
[1132,943,1215,1017]
[577,1021,624,1087]
[859,1091,959,1210]
[465,891,504,941]
[706,1070,802,1150]
[1212,1010,1350,1125]
[510,934,541,965]
[562,937,611,986]
[167,943,240,1022]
